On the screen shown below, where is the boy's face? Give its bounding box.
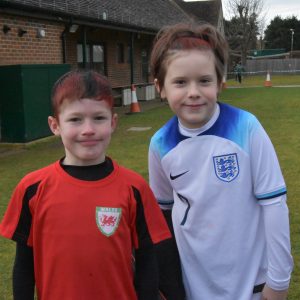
[48,98,117,166]
[157,49,220,129]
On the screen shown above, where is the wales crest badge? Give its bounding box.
[96,207,122,237]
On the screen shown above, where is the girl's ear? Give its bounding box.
[154,78,166,99]
[217,81,223,97]
[154,78,161,93]
[48,116,60,136]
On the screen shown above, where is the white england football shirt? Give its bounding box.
[149,102,291,300]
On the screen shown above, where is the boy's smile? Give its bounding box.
[48,98,117,166]
[159,49,220,129]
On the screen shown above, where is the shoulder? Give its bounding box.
[151,116,178,144]
[218,102,259,127]
[211,103,262,152]
[18,161,57,188]
[116,164,157,202]
[150,116,185,158]
[114,161,148,188]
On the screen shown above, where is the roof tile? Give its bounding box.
[3,0,192,31]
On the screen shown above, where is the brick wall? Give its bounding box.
[0,13,153,87]
[0,14,63,65]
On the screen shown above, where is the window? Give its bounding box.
[77,43,106,74]
[93,45,104,62]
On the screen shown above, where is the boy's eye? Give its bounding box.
[68,117,81,122]
[94,116,107,121]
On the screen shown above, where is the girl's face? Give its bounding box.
[157,49,221,129]
[48,98,117,166]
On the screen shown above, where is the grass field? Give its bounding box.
[0,80,300,299]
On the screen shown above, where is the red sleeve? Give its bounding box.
[130,179,171,250]
[140,182,171,244]
[0,178,40,246]
[0,181,27,241]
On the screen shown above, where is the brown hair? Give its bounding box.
[150,23,228,89]
[51,70,114,117]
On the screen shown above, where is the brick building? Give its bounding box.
[0,0,224,142]
[1,0,224,85]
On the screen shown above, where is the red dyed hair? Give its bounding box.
[150,23,228,89]
[51,70,114,117]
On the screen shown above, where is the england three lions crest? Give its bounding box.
[213,153,239,182]
[96,207,122,237]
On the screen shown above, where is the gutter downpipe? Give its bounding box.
[82,26,87,69]
[130,32,134,85]
[61,25,68,63]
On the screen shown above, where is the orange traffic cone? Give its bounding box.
[264,71,272,87]
[222,75,227,89]
[129,84,141,113]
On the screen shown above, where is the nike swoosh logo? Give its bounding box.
[170,170,189,180]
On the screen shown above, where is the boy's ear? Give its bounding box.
[111,113,118,133]
[48,116,60,136]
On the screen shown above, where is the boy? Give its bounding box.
[0,70,173,300]
[148,23,293,300]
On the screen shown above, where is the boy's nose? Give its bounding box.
[82,120,95,135]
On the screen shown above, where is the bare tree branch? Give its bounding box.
[224,0,265,65]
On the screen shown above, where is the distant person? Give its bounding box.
[234,62,243,83]
[0,70,174,300]
[148,22,293,300]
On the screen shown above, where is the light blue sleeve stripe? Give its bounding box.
[158,199,174,205]
[157,199,174,210]
[256,187,287,200]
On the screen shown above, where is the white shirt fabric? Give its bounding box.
[148,102,293,300]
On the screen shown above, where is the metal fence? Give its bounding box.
[228,58,300,78]
[245,58,300,75]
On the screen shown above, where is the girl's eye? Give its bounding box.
[174,80,185,85]
[200,78,212,84]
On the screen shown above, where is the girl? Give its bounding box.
[149,23,293,300]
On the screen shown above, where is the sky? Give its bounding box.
[222,0,300,27]
[185,1,300,27]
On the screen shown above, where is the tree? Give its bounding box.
[264,16,300,51]
[224,0,263,66]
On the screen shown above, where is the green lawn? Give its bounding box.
[0,84,300,299]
